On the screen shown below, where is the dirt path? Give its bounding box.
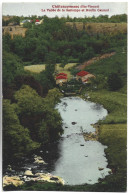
[77,52,116,70]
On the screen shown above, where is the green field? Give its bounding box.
[87,88,127,191]
[88,89,127,124]
[24,64,46,73]
[24,63,77,79]
[98,123,127,191]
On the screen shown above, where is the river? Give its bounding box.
[50,97,111,185]
[4,96,111,186]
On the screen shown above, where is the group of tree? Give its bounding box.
[2,14,127,27]
[3,84,63,163]
[65,14,127,23]
[3,16,127,66]
[2,16,20,26]
[3,49,63,164]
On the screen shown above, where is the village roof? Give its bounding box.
[56,73,67,76]
[56,75,67,80]
[76,71,89,77]
[21,19,30,23]
[35,19,40,22]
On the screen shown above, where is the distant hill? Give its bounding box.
[66,22,127,35]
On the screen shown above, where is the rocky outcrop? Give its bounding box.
[34,155,47,164]
[83,124,99,141]
[3,172,64,188]
[33,173,64,184]
[24,170,33,176]
[3,175,24,187]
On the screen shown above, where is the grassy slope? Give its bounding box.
[88,89,127,191]
[85,52,127,77]
[88,90,127,124]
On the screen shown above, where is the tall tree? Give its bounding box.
[3,51,24,86]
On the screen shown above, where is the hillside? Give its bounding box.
[2,21,127,40]
[66,22,127,35]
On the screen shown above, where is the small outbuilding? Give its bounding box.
[56,74,67,86]
[35,19,43,25]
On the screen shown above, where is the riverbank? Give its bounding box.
[84,88,127,191]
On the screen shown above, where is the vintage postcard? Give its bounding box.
[2,1,127,192]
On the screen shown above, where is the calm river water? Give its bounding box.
[50,97,111,185]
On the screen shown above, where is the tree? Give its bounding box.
[14,85,63,143]
[3,99,40,162]
[3,34,12,52]
[11,16,20,25]
[79,47,95,63]
[11,36,26,58]
[107,73,123,91]
[45,51,57,74]
[45,88,63,107]
[90,75,108,90]
[3,51,24,86]
[37,51,57,93]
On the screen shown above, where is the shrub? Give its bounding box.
[107,73,123,91]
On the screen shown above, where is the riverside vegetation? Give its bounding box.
[2,14,127,191]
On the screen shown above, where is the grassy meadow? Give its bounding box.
[24,63,77,79]
[99,123,127,191]
[86,87,127,191]
[88,89,127,124]
[24,64,46,73]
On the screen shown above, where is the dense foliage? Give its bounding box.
[107,73,123,91]
[3,99,40,161]
[3,51,24,86]
[3,16,127,66]
[2,16,20,26]
[3,85,63,163]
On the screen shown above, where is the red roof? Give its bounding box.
[76,71,89,77]
[56,76,67,80]
[36,19,40,22]
[57,73,67,76]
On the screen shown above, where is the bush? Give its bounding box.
[107,73,123,91]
